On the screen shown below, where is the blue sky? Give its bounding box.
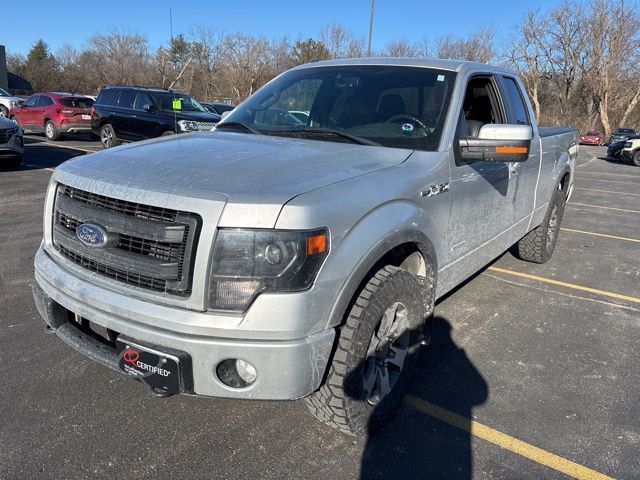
[3,0,571,56]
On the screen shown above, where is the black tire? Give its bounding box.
[100,124,121,148]
[0,105,8,117]
[2,155,22,170]
[514,186,566,264]
[44,120,60,141]
[305,265,429,436]
[632,151,640,167]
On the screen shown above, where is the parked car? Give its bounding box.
[9,92,95,141]
[579,131,603,145]
[91,87,221,148]
[607,128,637,145]
[607,135,640,158]
[0,116,24,168]
[621,138,640,166]
[0,87,25,118]
[33,59,578,435]
[202,102,235,115]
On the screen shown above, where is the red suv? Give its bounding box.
[9,92,95,141]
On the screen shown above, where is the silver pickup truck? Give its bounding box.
[32,58,578,435]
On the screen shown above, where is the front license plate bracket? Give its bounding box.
[116,336,193,395]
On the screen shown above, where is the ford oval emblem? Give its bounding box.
[76,223,108,248]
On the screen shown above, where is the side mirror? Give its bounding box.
[143,104,156,113]
[458,124,533,163]
[220,110,231,120]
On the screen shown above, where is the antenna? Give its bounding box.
[170,8,173,40]
[367,0,375,57]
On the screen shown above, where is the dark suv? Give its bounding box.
[91,86,221,148]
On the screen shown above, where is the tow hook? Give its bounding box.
[148,386,175,398]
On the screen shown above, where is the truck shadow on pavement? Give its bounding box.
[357,316,488,480]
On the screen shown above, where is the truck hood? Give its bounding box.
[56,131,412,227]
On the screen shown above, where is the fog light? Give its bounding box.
[235,359,257,384]
[216,358,257,388]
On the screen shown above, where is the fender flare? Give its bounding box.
[325,225,438,330]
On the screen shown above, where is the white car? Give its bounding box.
[0,87,24,118]
[621,138,640,166]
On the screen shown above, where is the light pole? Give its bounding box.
[367,0,375,57]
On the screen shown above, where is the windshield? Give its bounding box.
[150,92,207,112]
[222,65,457,151]
[0,88,10,97]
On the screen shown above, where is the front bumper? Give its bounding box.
[33,247,335,400]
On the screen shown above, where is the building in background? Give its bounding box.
[0,45,8,90]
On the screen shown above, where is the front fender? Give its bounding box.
[318,201,440,330]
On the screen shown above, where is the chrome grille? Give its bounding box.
[0,127,18,144]
[196,121,217,131]
[52,185,201,295]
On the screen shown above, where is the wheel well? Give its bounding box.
[559,171,570,195]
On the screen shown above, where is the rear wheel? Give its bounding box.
[632,151,640,167]
[305,265,429,436]
[514,186,566,263]
[44,120,60,141]
[0,105,8,117]
[100,124,120,148]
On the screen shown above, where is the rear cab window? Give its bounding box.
[500,76,530,126]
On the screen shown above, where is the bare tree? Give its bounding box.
[382,39,421,58]
[436,27,495,63]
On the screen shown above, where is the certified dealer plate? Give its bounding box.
[116,337,192,395]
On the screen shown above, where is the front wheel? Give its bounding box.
[0,105,8,117]
[514,186,566,263]
[632,151,640,167]
[305,265,428,436]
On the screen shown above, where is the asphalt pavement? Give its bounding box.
[0,135,638,479]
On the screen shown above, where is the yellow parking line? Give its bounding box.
[574,187,640,197]
[568,203,640,214]
[404,395,613,480]
[561,227,640,243]
[487,267,640,304]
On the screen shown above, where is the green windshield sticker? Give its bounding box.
[437,75,445,82]
[172,98,182,110]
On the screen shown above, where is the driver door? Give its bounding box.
[445,74,516,276]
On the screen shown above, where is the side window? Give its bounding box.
[25,96,39,107]
[460,76,504,138]
[133,93,152,111]
[502,77,530,126]
[117,91,136,109]
[98,89,119,106]
[37,96,54,106]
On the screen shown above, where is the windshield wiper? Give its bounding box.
[272,127,381,146]
[215,121,263,135]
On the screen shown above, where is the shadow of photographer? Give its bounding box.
[352,316,488,479]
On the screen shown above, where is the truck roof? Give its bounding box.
[293,57,517,76]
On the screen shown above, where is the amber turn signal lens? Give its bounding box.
[496,146,528,154]
[306,233,327,255]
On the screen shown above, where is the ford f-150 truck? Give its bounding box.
[32,59,578,435]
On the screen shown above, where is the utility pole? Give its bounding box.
[367,0,375,57]
[170,8,173,40]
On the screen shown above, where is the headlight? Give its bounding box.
[9,100,20,108]
[178,120,200,132]
[209,228,329,311]
[624,142,632,148]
